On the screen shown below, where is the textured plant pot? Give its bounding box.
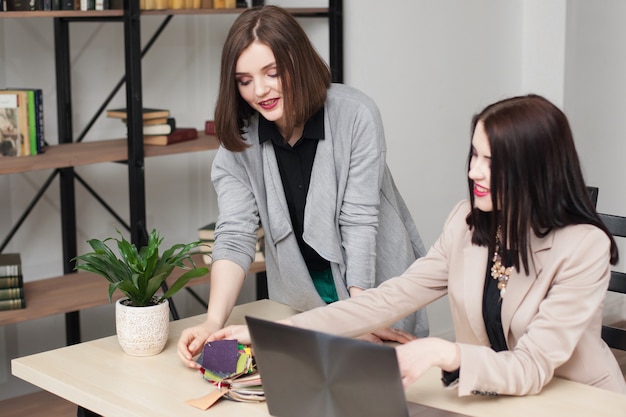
[115,298,170,356]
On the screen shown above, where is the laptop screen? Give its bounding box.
[246,316,411,417]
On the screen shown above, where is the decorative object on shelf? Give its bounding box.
[73,229,209,356]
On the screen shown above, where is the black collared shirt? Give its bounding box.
[258,109,330,271]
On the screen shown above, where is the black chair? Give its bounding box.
[587,186,599,207]
[597,212,626,351]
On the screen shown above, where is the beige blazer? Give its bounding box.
[290,200,626,396]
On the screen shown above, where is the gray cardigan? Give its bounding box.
[211,83,429,336]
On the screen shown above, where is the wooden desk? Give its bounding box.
[11,300,626,417]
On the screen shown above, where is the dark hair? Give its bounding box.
[214,5,331,152]
[466,94,618,274]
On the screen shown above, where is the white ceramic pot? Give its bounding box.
[115,298,170,356]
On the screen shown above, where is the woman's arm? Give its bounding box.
[177,259,246,368]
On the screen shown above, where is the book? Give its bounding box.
[143,118,175,135]
[33,88,45,152]
[7,88,45,155]
[0,92,22,157]
[94,0,108,10]
[144,124,172,135]
[128,117,171,126]
[106,107,170,120]
[0,287,24,301]
[0,275,23,289]
[15,90,30,156]
[0,253,22,277]
[5,0,33,10]
[0,298,26,311]
[205,120,216,136]
[3,90,30,156]
[143,127,198,146]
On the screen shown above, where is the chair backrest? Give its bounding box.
[597,212,626,351]
[587,186,599,207]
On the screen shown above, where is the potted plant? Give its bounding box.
[73,229,209,356]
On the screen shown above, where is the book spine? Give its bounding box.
[0,287,24,301]
[205,120,216,135]
[16,91,29,157]
[0,92,20,157]
[0,298,26,311]
[0,265,21,276]
[26,89,37,156]
[33,89,45,153]
[0,275,23,289]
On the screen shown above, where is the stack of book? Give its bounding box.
[106,107,199,146]
[139,0,241,11]
[198,223,265,265]
[0,88,45,157]
[0,253,25,311]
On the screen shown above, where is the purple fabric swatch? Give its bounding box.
[201,339,239,374]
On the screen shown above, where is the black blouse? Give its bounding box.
[483,256,509,352]
[258,109,330,272]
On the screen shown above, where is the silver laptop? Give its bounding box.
[246,316,469,417]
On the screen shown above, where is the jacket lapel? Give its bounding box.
[463,243,491,345]
[500,231,553,343]
[262,141,293,243]
[302,116,344,264]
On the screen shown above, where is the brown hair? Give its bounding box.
[466,94,618,274]
[214,5,331,152]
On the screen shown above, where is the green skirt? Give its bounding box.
[309,268,339,304]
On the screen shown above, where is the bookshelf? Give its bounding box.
[0,1,342,412]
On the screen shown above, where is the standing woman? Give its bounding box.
[210,94,626,396]
[178,5,428,366]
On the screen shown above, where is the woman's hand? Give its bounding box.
[177,321,219,369]
[395,337,460,388]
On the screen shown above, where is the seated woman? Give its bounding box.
[202,94,626,396]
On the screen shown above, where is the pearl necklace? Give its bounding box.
[490,227,514,298]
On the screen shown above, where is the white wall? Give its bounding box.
[563,0,626,323]
[0,0,624,401]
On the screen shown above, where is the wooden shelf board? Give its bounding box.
[0,133,219,175]
[0,253,264,326]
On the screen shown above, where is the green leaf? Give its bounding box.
[74,229,210,307]
[160,267,209,301]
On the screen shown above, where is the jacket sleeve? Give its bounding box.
[289,202,468,336]
[210,146,261,273]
